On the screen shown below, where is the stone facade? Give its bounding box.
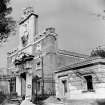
[55,56,105,100]
[7,7,88,100]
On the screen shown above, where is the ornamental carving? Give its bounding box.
[14,52,34,66]
[23,7,34,17]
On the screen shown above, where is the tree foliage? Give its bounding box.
[0,0,16,43]
[90,47,105,58]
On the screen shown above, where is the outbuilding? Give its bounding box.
[55,56,105,100]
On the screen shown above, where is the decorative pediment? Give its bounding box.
[14,52,34,66]
[19,7,35,23]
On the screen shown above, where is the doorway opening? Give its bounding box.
[84,75,93,92]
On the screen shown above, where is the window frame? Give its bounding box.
[82,74,95,93]
[36,61,42,70]
[62,79,68,94]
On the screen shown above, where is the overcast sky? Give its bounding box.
[1,0,105,68]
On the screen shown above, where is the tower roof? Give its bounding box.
[19,7,38,25]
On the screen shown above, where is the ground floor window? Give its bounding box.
[84,75,93,92]
[10,77,16,93]
[62,80,67,93]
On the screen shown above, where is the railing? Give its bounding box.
[0,75,11,80]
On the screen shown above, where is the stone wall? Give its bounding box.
[55,64,105,99]
[0,80,10,94]
[57,54,84,68]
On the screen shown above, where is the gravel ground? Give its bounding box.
[63,99,105,105]
[42,96,105,105]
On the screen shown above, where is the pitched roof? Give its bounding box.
[57,49,89,58]
[56,56,105,73]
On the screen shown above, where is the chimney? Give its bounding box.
[45,27,55,35]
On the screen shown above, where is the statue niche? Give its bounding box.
[21,31,29,47]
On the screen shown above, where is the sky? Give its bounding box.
[1,0,105,68]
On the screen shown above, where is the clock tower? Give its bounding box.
[18,7,38,52]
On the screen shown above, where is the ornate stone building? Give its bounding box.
[7,7,88,100]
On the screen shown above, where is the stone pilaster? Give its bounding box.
[16,76,21,96]
[25,72,32,100]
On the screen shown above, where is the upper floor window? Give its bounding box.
[36,61,41,70]
[36,43,41,51]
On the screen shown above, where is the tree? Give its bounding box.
[90,46,105,58]
[0,0,16,43]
